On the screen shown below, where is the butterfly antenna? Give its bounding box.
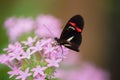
[43,24,55,37]
[43,24,64,59]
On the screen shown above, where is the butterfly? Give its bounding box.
[55,15,84,52]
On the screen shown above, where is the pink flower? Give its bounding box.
[4,17,16,29]
[45,57,62,68]
[4,42,23,53]
[0,54,9,64]
[9,52,23,61]
[28,38,54,54]
[8,66,21,78]
[31,66,47,77]
[55,46,69,59]
[16,68,32,80]
[29,41,43,53]
[21,48,32,59]
[7,43,24,61]
[35,14,61,38]
[22,36,37,46]
[4,17,34,42]
[55,62,110,80]
[3,43,17,53]
[44,44,56,54]
[61,50,80,66]
[34,75,46,80]
[16,17,34,33]
[3,42,25,61]
[40,38,54,46]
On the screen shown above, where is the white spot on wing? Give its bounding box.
[67,36,74,42]
[67,26,75,30]
[64,44,71,47]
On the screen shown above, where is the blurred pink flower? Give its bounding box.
[9,52,23,61]
[21,48,32,59]
[4,17,35,42]
[35,14,61,38]
[4,17,16,29]
[61,51,81,66]
[4,15,62,42]
[44,43,56,54]
[31,66,47,77]
[45,56,62,68]
[16,17,34,33]
[8,66,21,78]
[22,36,37,46]
[3,42,23,53]
[16,68,32,80]
[28,40,45,54]
[4,42,24,61]
[0,54,9,64]
[55,62,110,80]
[34,75,46,80]
[55,46,69,59]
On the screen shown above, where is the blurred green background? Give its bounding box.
[0,0,119,80]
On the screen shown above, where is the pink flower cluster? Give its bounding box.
[55,62,110,80]
[0,36,68,80]
[4,17,34,42]
[4,14,61,42]
[35,15,61,38]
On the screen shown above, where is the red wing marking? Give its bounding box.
[69,22,82,32]
[75,27,82,32]
[69,22,76,26]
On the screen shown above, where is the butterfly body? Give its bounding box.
[55,15,84,52]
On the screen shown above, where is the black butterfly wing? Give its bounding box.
[57,15,84,52]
